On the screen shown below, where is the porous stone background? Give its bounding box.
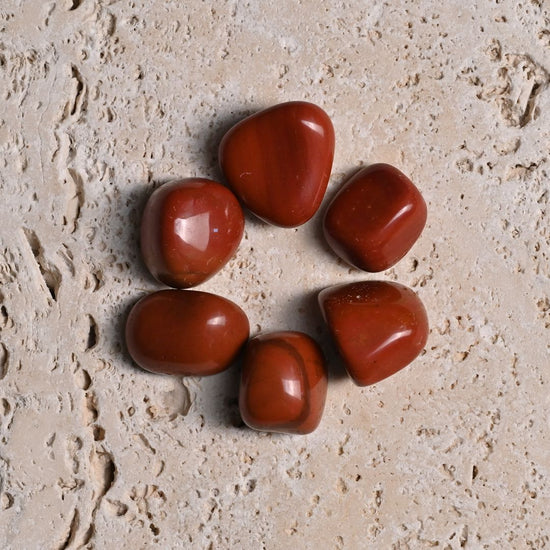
[1,1,549,548]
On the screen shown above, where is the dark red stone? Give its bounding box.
[319,281,428,386]
[140,178,244,288]
[324,163,427,272]
[125,289,249,376]
[239,331,328,434]
[219,101,335,227]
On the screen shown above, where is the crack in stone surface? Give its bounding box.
[22,228,62,302]
[0,344,8,381]
[56,508,79,550]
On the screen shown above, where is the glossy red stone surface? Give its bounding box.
[140,178,244,288]
[125,289,249,376]
[319,281,428,386]
[239,331,328,434]
[324,163,427,272]
[219,101,335,227]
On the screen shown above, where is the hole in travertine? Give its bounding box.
[63,168,85,233]
[0,492,13,510]
[80,369,91,390]
[92,425,105,441]
[69,66,84,115]
[44,277,57,301]
[472,465,479,480]
[79,525,93,547]
[105,499,128,516]
[92,271,103,291]
[84,392,98,424]
[0,398,10,416]
[86,315,98,350]
[90,449,116,499]
[0,343,8,380]
[68,0,84,12]
[245,479,257,493]
[58,508,79,550]
[23,227,41,256]
[23,228,62,301]
[83,270,104,292]
[103,455,116,494]
[74,366,91,390]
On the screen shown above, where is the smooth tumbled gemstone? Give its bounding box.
[319,281,428,386]
[239,331,328,434]
[323,163,427,272]
[140,178,244,288]
[219,101,335,227]
[125,289,249,376]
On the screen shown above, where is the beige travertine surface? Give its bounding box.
[1,1,549,548]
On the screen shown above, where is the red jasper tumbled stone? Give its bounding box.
[219,101,335,227]
[323,163,427,272]
[125,289,249,376]
[319,281,428,386]
[239,331,328,434]
[140,178,244,288]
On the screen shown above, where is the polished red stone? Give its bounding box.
[140,178,244,288]
[219,101,335,227]
[319,281,428,386]
[239,331,328,434]
[125,289,249,376]
[324,163,427,272]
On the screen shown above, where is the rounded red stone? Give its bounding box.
[319,281,428,386]
[239,331,328,434]
[140,178,244,288]
[219,101,335,227]
[125,289,250,376]
[323,163,427,272]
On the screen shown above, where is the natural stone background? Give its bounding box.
[0,1,549,548]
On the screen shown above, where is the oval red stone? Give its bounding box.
[319,281,428,386]
[140,178,244,288]
[125,289,250,376]
[324,163,427,272]
[219,101,335,227]
[239,331,328,434]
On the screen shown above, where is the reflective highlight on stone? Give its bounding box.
[141,178,244,288]
[323,163,427,272]
[239,331,328,434]
[219,101,335,227]
[125,289,250,376]
[319,281,428,386]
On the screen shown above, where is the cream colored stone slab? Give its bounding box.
[0,1,549,548]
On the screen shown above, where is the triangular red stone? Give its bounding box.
[219,101,335,227]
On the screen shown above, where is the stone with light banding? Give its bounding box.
[125,289,249,376]
[219,101,335,227]
[239,331,328,434]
